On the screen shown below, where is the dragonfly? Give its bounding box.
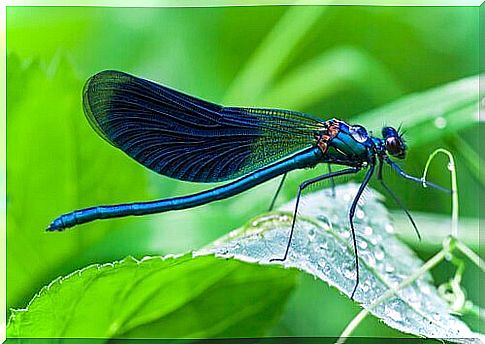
[47,70,448,299]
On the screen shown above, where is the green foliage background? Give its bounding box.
[6,5,482,338]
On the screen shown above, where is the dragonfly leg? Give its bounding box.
[268,173,287,211]
[384,157,450,193]
[270,167,360,263]
[348,164,375,300]
[328,164,336,197]
[377,160,421,241]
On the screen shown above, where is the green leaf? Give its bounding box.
[197,184,480,342]
[7,254,297,338]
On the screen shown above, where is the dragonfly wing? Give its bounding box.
[83,70,325,182]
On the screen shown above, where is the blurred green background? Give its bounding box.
[6,5,482,338]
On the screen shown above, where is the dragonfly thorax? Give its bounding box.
[314,119,407,167]
[315,120,373,166]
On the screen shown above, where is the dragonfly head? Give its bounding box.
[382,126,406,159]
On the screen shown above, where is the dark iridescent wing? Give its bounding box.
[83,70,325,182]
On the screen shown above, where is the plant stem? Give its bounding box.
[446,133,484,188]
[422,149,459,238]
[466,303,485,322]
[337,249,447,343]
[456,240,485,273]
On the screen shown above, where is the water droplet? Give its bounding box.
[365,252,376,268]
[319,242,328,250]
[340,230,350,239]
[360,279,371,293]
[317,215,333,231]
[385,224,394,233]
[363,226,373,235]
[343,265,357,279]
[278,215,290,222]
[405,286,421,308]
[374,247,385,261]
[447,162,455,171]
[420,284,431,295]
[385,263,395,273]
[308,229,316,241]
[385,305,403,322]
[318,260,326,268]
[358,240,368,250]
[356,209,365,219]
[388,274,405,288]
[434,116,447,129]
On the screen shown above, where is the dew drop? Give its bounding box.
[360,280,370,292]
[319,242,329,250]
[318,260,326,268]
[356,209,365,219]
[385,306,403,322]
[365,253,376,268]
[340,230,351,239]
[363,226,373,236]
[420,284,431,295]
[447,162,455,171]
[405,286,421,308]
[358,240,368,250]
[385,263,395,273]
[343,265,357,279]
[385,224,394,233]
[317,215,333,231]
[434,116,447,129]
[432,312,441,322]
[308,229,316,241]
[278,215,290,222]
[374,247,385,261]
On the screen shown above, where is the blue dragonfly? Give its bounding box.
[47,70,448,298]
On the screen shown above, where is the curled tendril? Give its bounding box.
[422,148,459,238]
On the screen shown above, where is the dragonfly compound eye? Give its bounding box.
[382,126,406,159]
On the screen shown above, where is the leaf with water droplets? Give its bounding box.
[195,183,482,343]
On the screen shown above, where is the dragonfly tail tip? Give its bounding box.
[46,218,66,232]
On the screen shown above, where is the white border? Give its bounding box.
[1,2,5,343]
[3,0,485,6]
[1,1,483,343]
